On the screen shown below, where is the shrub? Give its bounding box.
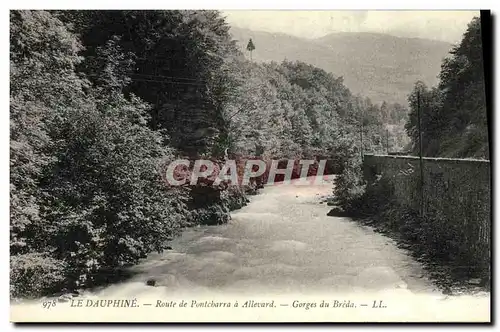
[222,185,249,211]
[10,253,66,299]
[333,156,366,215]
[40,94,189,288]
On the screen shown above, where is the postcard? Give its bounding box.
[9,9,491,323]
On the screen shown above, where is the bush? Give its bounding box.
[10,253,66,299]
[222,185,249,211]
[40,94,189,288]
[333,156,366,215]
[186,182,248,226]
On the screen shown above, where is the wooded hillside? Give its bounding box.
[405,17,489,159]
[10,10,410,298]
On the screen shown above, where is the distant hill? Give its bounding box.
[230,27,453,105]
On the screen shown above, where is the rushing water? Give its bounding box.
[11,176,490,322]
[95,175,438,296]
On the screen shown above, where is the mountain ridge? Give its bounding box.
[230,26,453,105]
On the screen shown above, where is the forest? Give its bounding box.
[405,17,489,160]
[334,16,488,214]
[11,10,485,299]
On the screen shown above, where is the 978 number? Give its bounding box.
[42,299,57,309]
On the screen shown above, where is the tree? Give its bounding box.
[10,10,189,298]
[10,10,89,297]
[58,10,240,158]
[405,17,488,159]
[246,38,255,61]
[405,81,443,156]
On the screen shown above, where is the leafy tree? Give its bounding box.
[58,10,240,158]
[405,17,488,159]
[10,10,90,296]
[405,81,444,156]
[10,10,189,297]
[246,38,255,61]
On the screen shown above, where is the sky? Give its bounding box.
[222,10,479,43]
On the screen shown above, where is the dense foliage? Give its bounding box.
[223,60,406,166]
[335,16,489,217]
[10,10,408,298]
[405,17,488,159]
[331,17,490,289]
[10,10,189,297]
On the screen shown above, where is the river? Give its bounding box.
[10,176,490,322]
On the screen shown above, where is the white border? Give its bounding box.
[1,1,498,331]
[1,1,496,10]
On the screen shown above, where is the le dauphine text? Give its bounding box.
[62,299,387,310]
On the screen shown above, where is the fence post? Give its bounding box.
[360,109,364,162]
[416,90,424,217]
[386,129,389,155]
